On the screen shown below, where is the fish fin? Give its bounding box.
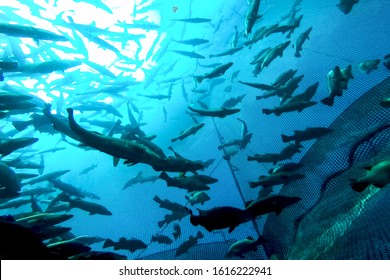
[361,165,373,171]
[275,112,282,116]
[294,52,301,58]
[249,182,258,188]
[113,157,120,167]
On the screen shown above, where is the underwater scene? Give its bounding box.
[0,0,390,260]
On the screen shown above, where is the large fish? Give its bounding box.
[59,193,112,216]
[159,172,210,192]
[262,100,317,116]
[187,105,240,118]
[245,0,261,36]
[249,172,305,188]
[293,27,312,57]
[188,206,247,233]
[0,23,68,44]
[67,108,165,168]
[244,195,302,218]
[281,127,334,143]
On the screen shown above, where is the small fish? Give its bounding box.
[171,50,205,59]
[171,18,212,23]
[151,234,173,245]
[173,223,181,240]
[103,237,147,252]
[175,231,203,257]
[358,59,380,74]
[350,160,390,192]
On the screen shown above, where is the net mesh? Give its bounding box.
[262,76,390,260]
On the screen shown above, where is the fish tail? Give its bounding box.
[249,181,259,188]
[320,97,334,106]
[158,171,169,181]
[103,238,115,248]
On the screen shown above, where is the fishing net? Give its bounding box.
[262,76,390,260]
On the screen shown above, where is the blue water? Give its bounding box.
[1,0,389,259]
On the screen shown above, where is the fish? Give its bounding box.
[13,60,81,74]
[16,212,74,228]
[293,27,312,57]
[22,170,70,186]
[239,81,276,91]
[151,234,173,245]
[261,41,291,69]
[185,191,211,206]
[103,237,147,252]
[187,105,240,118]
[0,197,32,210]
[175,231,203,257]
[159,172,210,192]
[380,97,390,108]
[172,223,181,240]
[171,123,205,142]
[123,171,159,189]
[153,195,188,213]
[284,82,319,104]
[244,195,302,218]
[249,172,305,188]
[18,187,55,197]
[281,127,334,143]
[262,101,317,116]
[350,160,390,192]
[245,0,262,36]
[265,25,294,37]
[0,137,39,156]
[226,236,268,258]
[172,38,209,46]
[48,179,86,199]
[337,0,359,14]
[358,59,380,74]
[272,69,298,87]
[340,65,354,90]
[67,108,166,168]
[188,206,248,233]
[209,47,244,58]
[0,23,68,44]
[321,66,343,106]
[192,62,233,83]
[46,240,91,258]
[170,50,205,59]
[58,193,112,216]
[79,163,98,175]
[70,235,105,246]
[171,18,212,23]
[268,163,304,174]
